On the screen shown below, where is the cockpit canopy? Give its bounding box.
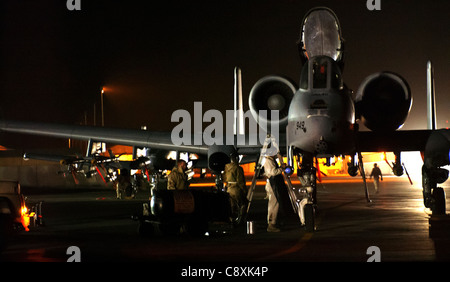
[298,7,344,64]
[299,56,343,91]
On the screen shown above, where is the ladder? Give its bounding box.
[245,135,277,215]
[245,135,302,219]
[244,134,311,226]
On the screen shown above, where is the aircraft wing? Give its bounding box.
[0,120,209,155]
[356,129,433,152]
[22,152,82,163]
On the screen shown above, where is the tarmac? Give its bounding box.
[1,174,449,266]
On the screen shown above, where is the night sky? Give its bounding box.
[0,0,449,149]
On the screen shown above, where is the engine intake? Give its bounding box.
[207,145,236,173]
[355,72,411,132]
[249,75,297,129]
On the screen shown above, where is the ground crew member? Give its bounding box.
[263,154,286,232]
[167,160,189,190]
[223,153,247,223]
[370,163,383,193]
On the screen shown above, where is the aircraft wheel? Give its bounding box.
[432,187,446,215]
[304,204,315,232]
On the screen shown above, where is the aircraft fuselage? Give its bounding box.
[287,56,355,157]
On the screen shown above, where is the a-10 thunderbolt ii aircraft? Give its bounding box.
[0,7,448,232]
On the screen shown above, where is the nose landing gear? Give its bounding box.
[283,152,318,232]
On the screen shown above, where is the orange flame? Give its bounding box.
[20,204,35,232]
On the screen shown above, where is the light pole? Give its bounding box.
[101,88,105,127]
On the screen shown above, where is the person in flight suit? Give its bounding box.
[223,153,247,223]
[167,160,189,190]
[263,154,286,232]
[370,163,383,193]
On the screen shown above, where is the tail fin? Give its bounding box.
[234,67,244,135]
[427,60,436,130]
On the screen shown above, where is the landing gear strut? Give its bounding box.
[298,154,318,232]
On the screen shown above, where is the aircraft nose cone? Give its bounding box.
[267,94,286,110]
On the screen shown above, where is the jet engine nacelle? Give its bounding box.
[207,145,236,173]
[355,72,412,132]
[249,75,297,129]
